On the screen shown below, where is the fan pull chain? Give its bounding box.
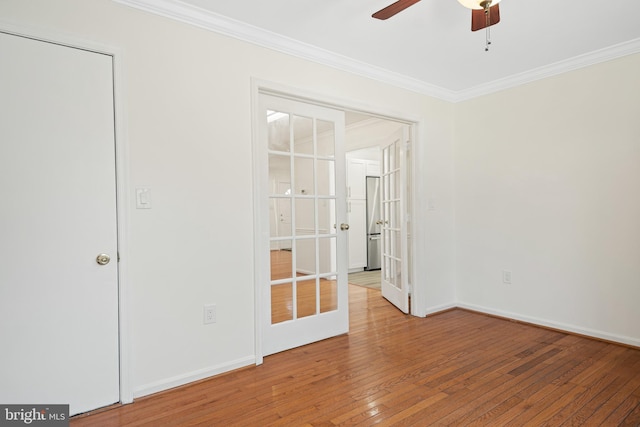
[484,6,492,51]
[485,26,491,51]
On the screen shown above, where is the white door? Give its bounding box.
[259,94,348,356]
[0,32,119,415]
[380,128,410,313]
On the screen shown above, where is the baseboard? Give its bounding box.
[132,355,256,399]
[416,302,457,318]
[456,302,640,349]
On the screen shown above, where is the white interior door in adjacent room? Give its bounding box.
[0,31,120,415]
[380,128,410,313]
[258,93,348,356]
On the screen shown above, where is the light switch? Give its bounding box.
[136,188,151,209]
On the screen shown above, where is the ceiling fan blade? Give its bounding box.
[471,3,500,31]
[372,0,421,20]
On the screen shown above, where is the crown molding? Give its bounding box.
[112,0,457,101]
[114,0,640,103]
[452,37,640,102]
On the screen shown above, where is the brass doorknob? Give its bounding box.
[340,223,350,231]
[96,254,111,265]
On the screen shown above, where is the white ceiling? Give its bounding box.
[119,0,640,101]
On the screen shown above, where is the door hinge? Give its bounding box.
[117,252,120,262]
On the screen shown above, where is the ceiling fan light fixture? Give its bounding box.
[457,0,501,10]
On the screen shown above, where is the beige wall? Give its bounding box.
[455,53,640,345]
[2,0,455,398]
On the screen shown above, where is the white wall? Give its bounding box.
[347,147,380,162]
[345,118,405,152]
[418,102,457,315]
[454,54,640,346]
[2,0,456,398]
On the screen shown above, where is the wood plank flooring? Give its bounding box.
[72,285,640,426]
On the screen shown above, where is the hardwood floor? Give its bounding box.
[72,285,640,426]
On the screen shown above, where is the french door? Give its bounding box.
[258,94,348,356]
[380,128,410,313]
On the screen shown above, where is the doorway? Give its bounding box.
[344,114,412,314]
[253,85,416,360]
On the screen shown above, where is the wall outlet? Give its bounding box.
[502,270,512,284]
[203,304,216,324]
[135,187,152,209]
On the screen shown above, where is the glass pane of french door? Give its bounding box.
[260,94,347,357]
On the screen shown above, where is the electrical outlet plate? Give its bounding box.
[135,187,152,209]
[502,270,512,284]
[203,304,216,324]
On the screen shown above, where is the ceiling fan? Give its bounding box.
[372,0,502,50]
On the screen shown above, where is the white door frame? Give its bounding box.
[251,78,422,364]
[0,23,134,405]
